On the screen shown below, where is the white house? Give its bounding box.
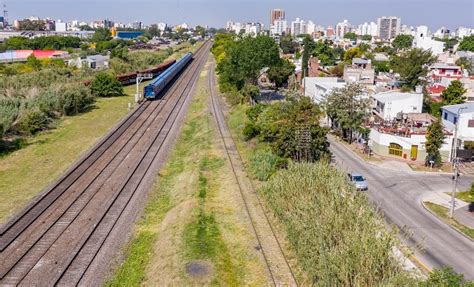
[369,113,454,162]
[67,55,110,70]
[303,77,345,104]
[371,91,423,120]
[441,103,474,149]
[414,37,444,55]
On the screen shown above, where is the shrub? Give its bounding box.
[421,267,466,286]
[59,85,95,115]
[34,89,61,117]
[90,72,124,98]
[242,122,260,140]
[245,103,267,122]
[0,97,22,137]
[260,162,415,285]
[14,107,50,135]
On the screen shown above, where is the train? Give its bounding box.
[144,52,193,99]
[83,59,176,86]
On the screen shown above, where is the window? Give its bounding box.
[468,120,474,128]
[389,143,403,157]
[454,116,457,124]
[443,112,448,120]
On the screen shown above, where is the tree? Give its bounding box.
[268,59,295,89]
[456,57,473,75]
[390,48,437,90]
[392,35,414,50]
[313,40,337,66]
[92,28,112,43]
[441,80,467,105]
[361,35,372,41]
[280,35,298,54]
[343,32,357,41]
[90,72,124,97]
[325,83,370,143]
[329,62,344,77]
[372,60,390,73]
[302,35,316,78]
[343,47,363,63]
[148,24,161,38]
[458,35,474,52]
[425,120,445,166]
[216,35,281,90]
[26,55,42,71]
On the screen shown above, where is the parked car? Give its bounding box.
[347,172,368,191]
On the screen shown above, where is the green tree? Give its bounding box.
[148,24,161,37]
[313,40,337,66]
[280,35,298,54]
[392,35,414,50]
[302,35,316,78]
[343,32,357,41]
[343,47,364,63]
[425,120,445,166]
[26,55,42,71]
[458,35,474,52]
[325,83,370,143]
[390,48,437,90]
[268,59,295,89]
[217,35,280,90]
[372,60,390,73]
[92,28,112,43]
[361,35,372,41]
[90,72,124,97]
[441,80,466,105]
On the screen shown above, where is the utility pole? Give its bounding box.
[449,106,467,219]
[135,73,153,103]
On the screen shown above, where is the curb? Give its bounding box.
[420,199,474,242]
[408,254,432,276]
[329,135,455,176]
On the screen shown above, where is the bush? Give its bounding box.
[421,267,466,286]
[0,97,21,137]
[14,107,50,135]
[59,85,95,115]
[90,72,124,98]
[242,122,260,140]
[260,162,415,285]
[246,103,267,122]
[34,89,61,117]
[249,149,285,181]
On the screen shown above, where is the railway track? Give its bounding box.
[0,40,211,286]
[207,59,298,286]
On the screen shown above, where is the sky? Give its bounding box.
[4,0,474,30]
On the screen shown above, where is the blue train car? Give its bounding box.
[144,52,193,99]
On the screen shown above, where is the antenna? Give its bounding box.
[2,3,7,27]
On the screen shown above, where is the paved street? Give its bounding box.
[329,136,474,279]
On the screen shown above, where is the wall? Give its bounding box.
[370,128,453,161]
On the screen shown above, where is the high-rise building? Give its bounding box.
[270,9,285,26]
[271,19,288,36]
[326,26,335,38]
[377,16,400,40]
[335,19,352,38]
[291,18,305,36]
[358,22,378,37]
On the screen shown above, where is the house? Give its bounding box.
[303,77,345,104]
[430,63,463,82]
[67,55,110,70]
[371,90,423,120]
[441,103,474,158]
[343,57,375,85]
[369,113,454,162]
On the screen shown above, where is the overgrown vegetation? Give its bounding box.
[260,163,416,285]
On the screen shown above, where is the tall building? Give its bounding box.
[326,26,335,38]
[335,19,352,38]
[271,19,288,36]
[291,18,306,36]
[270,9,285,25]
[377,16,400,40]
[358,22,378,37]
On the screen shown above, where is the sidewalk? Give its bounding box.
[422,192,474,230]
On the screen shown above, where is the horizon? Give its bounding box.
[4,0,474,30]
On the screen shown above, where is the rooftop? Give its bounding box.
[431,63,461,70]
[372,91,421,103]
[441,103,474,114]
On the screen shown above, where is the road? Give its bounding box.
[328,136,474,279]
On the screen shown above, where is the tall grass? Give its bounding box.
[260,162,417,286]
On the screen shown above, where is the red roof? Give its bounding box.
[427,84,446,95]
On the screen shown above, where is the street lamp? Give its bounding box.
[449,106,467,219]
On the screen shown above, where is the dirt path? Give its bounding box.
[208,59,298,286]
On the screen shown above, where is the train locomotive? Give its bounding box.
[144,52,193,99]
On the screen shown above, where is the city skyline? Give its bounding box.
[5,0,474,30]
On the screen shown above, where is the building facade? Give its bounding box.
[377,16,400,40]
[270,9,285,26]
